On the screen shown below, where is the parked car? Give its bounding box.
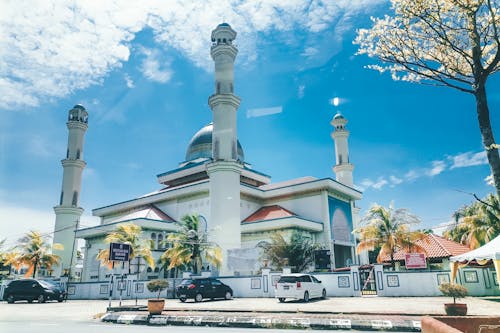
[274,273,326,303]
[176,278,233,302]
[3,279,66,304]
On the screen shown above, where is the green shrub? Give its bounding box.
[439,283,468,304]
[146,279,169,299]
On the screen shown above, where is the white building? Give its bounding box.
[56,23,362,281]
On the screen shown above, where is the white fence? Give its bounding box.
[1,265,497,300]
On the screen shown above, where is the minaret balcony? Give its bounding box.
[67,121,89,131]
[208,93,241,109]
[210,44,238,60]
[61,159,86,169]
[331,130,349,139]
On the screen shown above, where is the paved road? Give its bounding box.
[0,321,370,333]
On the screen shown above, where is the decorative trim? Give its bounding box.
[67,286,76,295]
[338,276,350,288]
[251,278,261,289]
[376,271,384,290]
[437,273,450,285]
[386,275,399,288]
[483,269,491,289]
[100,284,108,294]
[464,270,479,283]
[353,272,359,291]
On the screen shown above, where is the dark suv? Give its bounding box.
[176,278,233,302]
[3,279,66,303]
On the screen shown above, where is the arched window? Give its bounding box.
[76,149,80,160]
[72,191,78,206]
[217,82,221,94]
[157,234,163,250]
[151,233,157,249]
[154,267,159,273]
[60,191,64,205]
[147,267,152,273]
[66,149,69,159]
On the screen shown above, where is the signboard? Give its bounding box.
[405,253,427,269]
[109,243,131,262]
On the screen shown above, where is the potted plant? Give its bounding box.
[146,279,169,315]
[439,282,468,316]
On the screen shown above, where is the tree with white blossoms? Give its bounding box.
[355,0,500,197]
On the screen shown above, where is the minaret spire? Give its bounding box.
[207,23,242,275]
[52,104,88,278]
[331,111,354,187]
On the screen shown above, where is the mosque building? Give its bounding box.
[53,23,362,281]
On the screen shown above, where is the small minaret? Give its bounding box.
[331,112,354,187]
[52,104,88,278]
[206,23,242,275]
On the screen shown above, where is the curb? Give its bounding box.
[101,312,422,331]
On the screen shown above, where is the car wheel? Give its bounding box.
[179,297,187,303]
[37,294,46,303]
[322,289,327,299]
[224,291,232,300]
[6,295,15,304]
[194,293,203,302]
[303,291,309,303]
[278,298,285,303]
[28,299,33,303]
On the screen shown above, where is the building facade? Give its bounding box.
[61,23,362,281]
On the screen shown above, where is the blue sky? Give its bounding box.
[1,0,498,246]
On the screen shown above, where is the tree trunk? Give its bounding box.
[474,84,500,197]
[33,260,38,278]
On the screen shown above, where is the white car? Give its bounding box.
[274,273,327,302]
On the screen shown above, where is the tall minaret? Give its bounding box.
[331,112,354,187]
[52,104,88,278]
[206,23,242,275]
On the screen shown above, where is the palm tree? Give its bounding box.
[96,223,155,272]
[445,194,500,249]
[161,214,221,275]
[258,230,320,273]
[17,231,63,278]
[354,204,427,269]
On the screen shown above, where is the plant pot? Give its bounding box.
[147,299,165,315]
[444,303,467,316]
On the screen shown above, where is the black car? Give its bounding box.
[176,278,233,302]
[3,279,66,303]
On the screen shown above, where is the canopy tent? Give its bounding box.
[449,235,500,287]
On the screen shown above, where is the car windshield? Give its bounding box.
[38,280,54,289]
[180,279,193,285]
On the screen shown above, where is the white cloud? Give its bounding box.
[0,202,99,248]
[301,47,319,57]
[124,74,135,88]
[449,151,488,169]
[426,160,446,177]
[359,176,388,191]
[246,106,283,118]
[485,174,494,186]
[298,85,305,99]
[389,175,403,185]
[1,0,385,110]
[140,48,173,83]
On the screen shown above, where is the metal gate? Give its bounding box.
[359,266,377,295]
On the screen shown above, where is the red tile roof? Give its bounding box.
[242,205,296,223]
[384,234,471,261]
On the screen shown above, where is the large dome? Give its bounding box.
[185,123,244,162]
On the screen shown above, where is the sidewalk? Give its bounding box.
[101,296,500,331]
